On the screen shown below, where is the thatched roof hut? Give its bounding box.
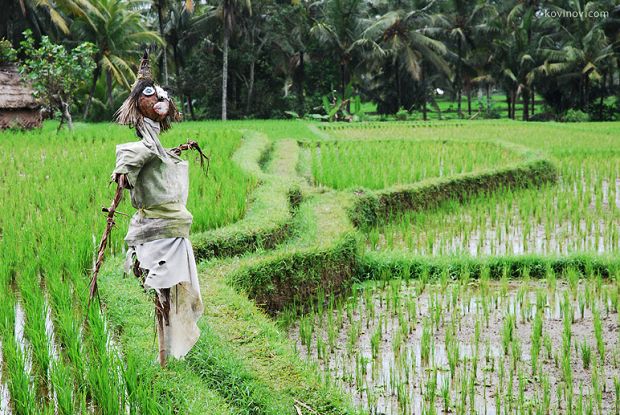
[0,65,41,129]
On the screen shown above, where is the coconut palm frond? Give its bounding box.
[402,45,422,80]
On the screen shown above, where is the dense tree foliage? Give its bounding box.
[1,0,618,121]
[17,30,96,130]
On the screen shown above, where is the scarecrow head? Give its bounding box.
[115,50,181,132]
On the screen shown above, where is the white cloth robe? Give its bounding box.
[125,237,204,359]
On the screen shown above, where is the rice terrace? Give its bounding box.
[1,0,620,414]
[0,119,619,415]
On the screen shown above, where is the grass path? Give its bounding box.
[99,130,360,414]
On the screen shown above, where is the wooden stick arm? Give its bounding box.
[170,140,200,155]
[88,175,128,306]
[171,140,211,176]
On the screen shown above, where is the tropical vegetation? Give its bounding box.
[0,0,617,122]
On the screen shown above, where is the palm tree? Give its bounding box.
[310,0,368,104]
[194,0,251,120]
[7,0,95,44]
[154,0,170,85]
[363,1,453,120]
[488,0,556,120]
[166,0,196,118]
[152,0,196,85]
[440,0,496,116]
[263,0,311,115]
[530,1,615,112]
[20,0,94,35]
[74,0,162,119]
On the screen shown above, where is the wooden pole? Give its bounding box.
[89,175,127,306]
[155,295,167,367]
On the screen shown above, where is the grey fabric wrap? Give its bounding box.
[112,118,193,245]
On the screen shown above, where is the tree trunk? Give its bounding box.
[157,0,168,85]
[486,84,491,114]
[584,75,590,109]
[522,87,529,121]
[187,95,195,120]
[421,69,427,121]
[456,38,462,118]
[232,71,237,115]
[60,100,73,131]
[296,51,305,115]
[506,92,511,119]
[172,43,187,117]
[340,61,346,101]
[531,86,535,115]
[466,87,471,116]
[221,27,229,121]
[396,63,401,110]
[579,75,585,109]
[340,60,351,113]
[83,61,101,119]
[106,70,114,107]
[245,59,255,115]
[599,73,605,106]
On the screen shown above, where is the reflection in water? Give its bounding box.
[288,280,619,414]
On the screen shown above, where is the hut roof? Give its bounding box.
[0,65,39,110]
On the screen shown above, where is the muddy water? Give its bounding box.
[288,280,620,414]
[9,295,67,412]
[44,295,59,361]
[14,300,32,374]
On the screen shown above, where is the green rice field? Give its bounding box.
[329,122,620,256]
[310,140,520,190]
[1,119,619,415]
[0,122,253,414]
[289,271,620,414]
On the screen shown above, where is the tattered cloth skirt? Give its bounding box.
[124,237,204,359]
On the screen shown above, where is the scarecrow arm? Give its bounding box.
[88,174,128,306]
[171,140,211,176]
[171,140,200,155]
[112,172,132,189]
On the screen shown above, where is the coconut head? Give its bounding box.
[115,51,180,131]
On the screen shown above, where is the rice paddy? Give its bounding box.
[288,268,620,414]
[350,123,620,256]
[2,119,620,415]
[366,173,620,255]
[310,140,520,190]
[288,120,620,415]
[0,122,253,413]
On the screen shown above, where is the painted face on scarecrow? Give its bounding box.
[138,84,171,122]
[115,51,180,131]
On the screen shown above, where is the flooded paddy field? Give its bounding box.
[365,161,620,257]
[287,273,620,414]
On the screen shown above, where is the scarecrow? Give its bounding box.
[91,51,206,366]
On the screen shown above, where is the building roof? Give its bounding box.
[0,65,39,110]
